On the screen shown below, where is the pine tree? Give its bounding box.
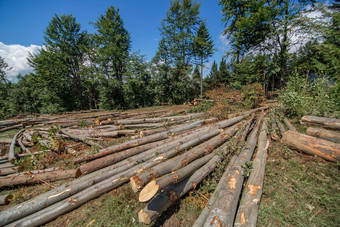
[206,60,219,88]
[219,58,229,84]
[193,21,215,97]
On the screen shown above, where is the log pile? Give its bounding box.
[0,107,267,226]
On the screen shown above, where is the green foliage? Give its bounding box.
[99,77,125,110]
[189,101,214,113]
[278,76,339,118]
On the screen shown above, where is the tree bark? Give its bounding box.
[306,127,340,144]
[0,166,18,176]
[0,162,15,169]
[138,155,222,225]
[301,116,340,130]
[130,122,243,193]
[0,139,12,144]
[275,119,286,137]
[0,194,13,205]
[139,153,214,202]
[8,129,24,163]
[282,130,340,162]
[0,169,77,188]
[234,120,269,227]
[193,156,237,227]
[203,112,264,227]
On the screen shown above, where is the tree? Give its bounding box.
[29,14,89,111]
[193,21,215,97]
[219,58,229,84]
[192,64,201,97]
[93,6,131,81]
[206,60,219,88]
[0,56,12,119]
[154,0,201,103]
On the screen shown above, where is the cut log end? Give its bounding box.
[1,194,13,205]
[130,176,143,193]
[139,180,160,202]
[138,209,152,224]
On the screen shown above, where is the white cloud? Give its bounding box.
[219,33,230,51]
[0,42,41,81]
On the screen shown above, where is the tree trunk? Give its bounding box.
[234,120,269,227]
[0,166,18,176]
[130,122,243,193]
[0,161,15,169]
[0,169,77,188]
[8,129,24,163]
[193,155,237,227]
[275,119,286,137]
[270,120,280,141]
[283,117,296,131]
[306,127,340,144]
[138,155,222,225]
[203,113,264,227]
[200,57,204,98]
[0,194,13,205]
[122,123,163,129]
[0,139,12,144]
[73,120,207,163]
[300,116,340,130]
[282,130,340,162]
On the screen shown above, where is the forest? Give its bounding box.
[0,0,339,119]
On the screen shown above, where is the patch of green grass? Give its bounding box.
[69,184,145,227]
[0,129,19,138]
[258,142,340,227]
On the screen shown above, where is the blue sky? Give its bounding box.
[0,0,228,80]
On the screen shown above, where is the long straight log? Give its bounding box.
[0,169,77,188]
[115,113,205,125]
[301,115,340,130]
[0,194,13,205]
[234,120,269,227]
[0,124,22,133]
[240,113,255,143]
[60,129,103,148]
[283,117,296,131]
[203,112,264,227]
[139,153,215,202]
[270,120,279,141]
[122,123,163,129]
[306,127,340,144]
[73,119,207,164]
[130,122,243,193]
[193,156,238,227]
[0,162,15,169]
[0,167,18,176]
[8,129,24,163]
[282,130,340,162]
[138,155,222,225]
[0,139,12,144]
[276,118,286,137]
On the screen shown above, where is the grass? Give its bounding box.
[258,141,340,227]
[0,129,19,139]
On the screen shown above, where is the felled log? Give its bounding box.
[0,161,15,169]
[0,169,77,188]
[73,120,207,164]
[0,166,18,176]
[282,130,340,162]
[203,112,264,227]
[140,153,214,202]
[123,123,163,129]
[130,122,243,193]
[306,127,340,144]
[270,120,280,141]
[0,139,12,144]
[283,117,297,131]
[8,129,24,163]
[234,120,269,227]
[138,155,222,224]
[0,194,13,205]
[17,135,40,166]
[301,115,340,130]
[276,118,286,137]
[115,113,205,125]
[240,113,255,143]
[0,124,23,133]
[60,129,103,148]
[193,156,237,227]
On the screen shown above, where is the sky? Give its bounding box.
[0,0,229,81]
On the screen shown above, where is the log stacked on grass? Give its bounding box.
[0,169,78,188]
[276,118,286,137]
[283,117,296,131]
[306,127,340,144]
[234,120,269,227]
[60,129,103,148]
[282,130,340,162]
[0,162,15,169]
[0,139,12,144]
[8,129,24,163]
[301,115,340,130]
[139,153,215,202]
[73,119,208,164]
[131,122,243,193]
[193,156,237,227]
[138,155,222,224]
[0,166,18,176]
[0,194,13,205]
[203,112,264,227]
